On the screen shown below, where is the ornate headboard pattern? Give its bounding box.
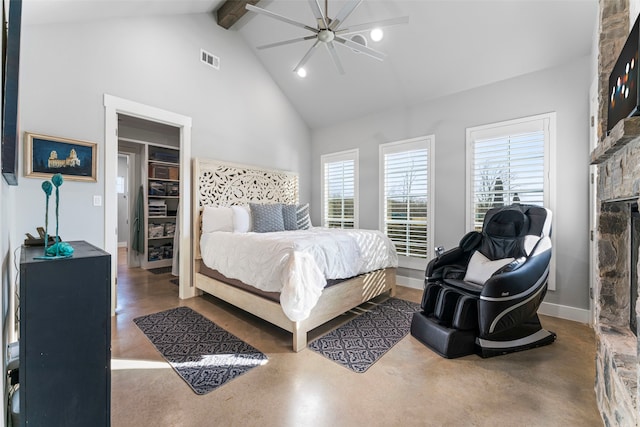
[192,158,299,263]
[194,158,299,208]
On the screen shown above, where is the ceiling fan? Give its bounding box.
[245,0,409,75]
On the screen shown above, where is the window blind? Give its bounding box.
[323,156,356,229]
[382,146,429,259]
[470,130,545,230]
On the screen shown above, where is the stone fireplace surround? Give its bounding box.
[593,1,640,424]
[594,193,638,425]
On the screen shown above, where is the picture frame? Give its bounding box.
[24,132,97,182]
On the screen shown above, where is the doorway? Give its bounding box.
[116,146,142,269]
[104,94,194,316]
[117,154,130,250]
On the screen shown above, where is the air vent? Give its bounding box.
[200,49,220,70]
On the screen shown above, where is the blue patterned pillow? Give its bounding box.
[282,204,298,231]
[250,203,285,233]
[296,203,311,230]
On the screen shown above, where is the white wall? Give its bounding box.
[311,55,592,311]
[15,12,311,249]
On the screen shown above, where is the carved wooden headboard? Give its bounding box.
[194,158,299,208]
[192,158,299,264]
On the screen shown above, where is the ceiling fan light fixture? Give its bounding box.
[370,28,383,42]
[245,1,409,75]
[318,29,335,43]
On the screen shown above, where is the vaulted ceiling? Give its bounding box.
[23,0,599,129]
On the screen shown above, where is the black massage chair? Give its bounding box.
[410,204,556,358]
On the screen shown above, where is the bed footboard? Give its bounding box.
[195,268,396,352]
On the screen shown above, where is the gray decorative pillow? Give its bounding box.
[282,204,298,231]
[296,203,311,230]
[250,203,285,233]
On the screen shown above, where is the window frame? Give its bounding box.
[465,112,556,289]
[320,149,359,229]
[379,135,435,270]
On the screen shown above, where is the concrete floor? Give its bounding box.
[111,250,602,427]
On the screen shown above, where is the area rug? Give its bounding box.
[308,298,420,373]
[133,306,268,395]
[148,266,172,274]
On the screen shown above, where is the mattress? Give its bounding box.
[199,227,398,321]
[198,261,350,303]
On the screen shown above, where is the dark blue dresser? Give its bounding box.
[19,240,111,426]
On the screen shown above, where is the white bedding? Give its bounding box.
[200,227,398,322]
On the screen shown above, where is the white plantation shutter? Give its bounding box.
[470,130,545,230]
[380,136,434,269]
[321,150,358,229]
[467,113,554,231]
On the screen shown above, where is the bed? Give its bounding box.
[192,158,398,352]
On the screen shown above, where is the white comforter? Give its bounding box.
[200,227,398,322]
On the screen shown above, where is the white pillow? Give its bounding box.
[201,206,233,234]
[231,205,252,233]
[463,251,514,285]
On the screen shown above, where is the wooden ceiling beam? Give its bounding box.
[216,0,260,30]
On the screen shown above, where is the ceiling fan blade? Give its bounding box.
[336,16,409,36]
[246,4,318,34]
[307,0,328,30]
[328,0,363,31]
[257,35,317,50]
[293,40,322,73]
[334,36,386,61]
[326,42,345,75]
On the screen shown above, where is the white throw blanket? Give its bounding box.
[200,228,398,321]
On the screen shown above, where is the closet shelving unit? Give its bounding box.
[144,144,180,269]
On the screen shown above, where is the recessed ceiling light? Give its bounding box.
[370,28,384,42]
[350,34,367,53]
[297,67,307,78]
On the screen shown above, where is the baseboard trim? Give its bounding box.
[538,301,591,324]
[118,242,127,248]
[397,275,423,290]
[398,275,591,324]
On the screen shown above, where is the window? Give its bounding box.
[466,113,555,230]
[380,136,434,269]
[116,176,125,194]
[466,112,556,288]
[321,149,358,229]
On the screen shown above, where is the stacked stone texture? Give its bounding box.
[595,1,639,425]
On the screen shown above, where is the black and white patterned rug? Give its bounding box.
[133,306,268,395]
[148,266,172,275]
[308,298,420,373]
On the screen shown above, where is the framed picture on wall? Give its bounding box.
[24,132,97,182]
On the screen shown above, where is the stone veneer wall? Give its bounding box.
[595,0,640,425]
[595,202,637,426]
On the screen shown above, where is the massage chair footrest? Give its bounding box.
[410,312,476,359]
[476,328,557,358]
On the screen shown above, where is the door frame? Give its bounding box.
[104,94,195,315]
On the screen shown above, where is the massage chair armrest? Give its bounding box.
[480,247,552,299]
[426,247,464,278]
[496,257,527,273]
[426,231,483,279]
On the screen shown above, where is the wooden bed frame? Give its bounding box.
[192,158,396,352]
